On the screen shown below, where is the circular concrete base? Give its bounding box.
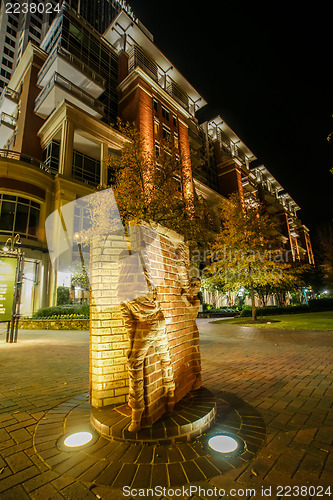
[91,387,216,444]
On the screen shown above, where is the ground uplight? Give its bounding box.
[208,435,239,453]
[63,432,93,448]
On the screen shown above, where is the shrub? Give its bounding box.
[56,286,70,305]
[240,305,309,317]
[203,305,238,313]
[32,304,89,319]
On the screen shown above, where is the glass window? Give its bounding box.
[0,201,15,231]
[0,195,40,240]
[162,126,171,141]
[162,106,170,121]
[28,208,39,237]
[15,204,29,234]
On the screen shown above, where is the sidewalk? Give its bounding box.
[0,320,332,499]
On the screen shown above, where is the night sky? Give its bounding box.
[127,1,333,237]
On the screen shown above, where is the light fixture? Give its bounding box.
[57,429,98,451]
[208,434,239,454]
[64,432,93,448]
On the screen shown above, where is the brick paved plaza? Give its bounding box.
[0,320,332,499]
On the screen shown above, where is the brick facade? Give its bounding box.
[90,223,201,427]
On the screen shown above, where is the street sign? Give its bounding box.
[0,257,17,322]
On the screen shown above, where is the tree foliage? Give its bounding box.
[95,120,219,248]
[204,193,307,319]
[317,224,333,284]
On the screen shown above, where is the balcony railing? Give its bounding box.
[217,130,231,153]
[128,45,158,82]
[0,112,16,128]
[0,87,19,106]
[128,44,194,114]
[166,80,189,110]
[37,44,105,89]
[0,148,53,174]
[35,72,105,116]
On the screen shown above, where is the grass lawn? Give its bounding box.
[213,311,333,331]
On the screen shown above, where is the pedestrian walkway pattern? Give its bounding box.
[0,323,332,499]
[32,389,265,490]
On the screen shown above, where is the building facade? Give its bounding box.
[0,0,314,316]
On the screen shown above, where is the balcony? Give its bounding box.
[128,45,158,83]
[0,87,19,116]
[0,113,16,148]
[37,45,105,98]
[0,148,53,173]
[242,175,257,193]
[128,45,192,114]
[34,73,104,119]
[166,80,189,111]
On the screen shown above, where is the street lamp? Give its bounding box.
[2,234,21,253]
[2,234,24,343]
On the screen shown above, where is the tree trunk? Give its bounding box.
[250,284,257,321]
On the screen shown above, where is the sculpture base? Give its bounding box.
[90,387,216,444]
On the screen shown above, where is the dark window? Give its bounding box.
[153,98,158,112]
[173,115,177,127]
[4,47,14,59]
[162,126,171,141]
[161,106,169,121]
[0,195,40,239]
[6,26,16,37]
[5,36,16,48]
[8,16,19,28]
[30,17,42,29]
[155,142,160,157]
[0,68,11,79]
[2,57,13,69]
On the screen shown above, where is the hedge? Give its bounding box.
[240,305,309,317]
[32,304,89,319]
[240,299,333,317]
[308,298,333,310]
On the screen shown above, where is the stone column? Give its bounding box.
[58,119,74,178]
[100,142,109,186]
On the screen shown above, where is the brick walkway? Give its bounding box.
[0,320,332,499]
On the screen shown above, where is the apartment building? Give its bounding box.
[0,0,313,316]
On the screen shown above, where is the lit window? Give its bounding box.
[154,120,159,136]
[174,133,179,149]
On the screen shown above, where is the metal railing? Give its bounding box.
[0,112,16,128]
[166,80,189,110]
[0,87,19,106]
[128,44,194,114]
[0,149,53,174]
[128,45,158,82]
[37,44,105,89]
[35,72,105,116]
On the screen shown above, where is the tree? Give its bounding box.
[317,224,333,285]
[204,193,306,320]
[100,121,218,249]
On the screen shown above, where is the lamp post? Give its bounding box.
[2,235,24,343]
